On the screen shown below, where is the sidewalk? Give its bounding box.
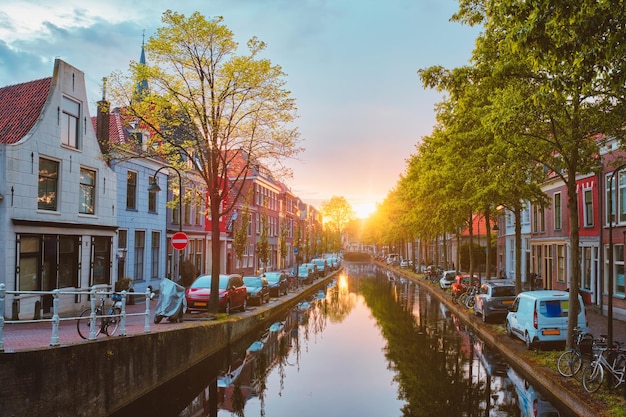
[585,304,626,343]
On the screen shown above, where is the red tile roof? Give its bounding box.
[0,78,52,144]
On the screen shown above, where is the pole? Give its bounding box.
[150,165,183,282]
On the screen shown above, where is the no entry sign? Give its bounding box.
[171,231,189,250]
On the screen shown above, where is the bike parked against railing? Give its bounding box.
[76,293,123,339]
[581,340,626,393]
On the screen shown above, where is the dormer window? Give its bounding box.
[61,96,80,149]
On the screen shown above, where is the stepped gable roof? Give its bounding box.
[0,77,52,144]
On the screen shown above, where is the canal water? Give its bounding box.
[113,263,570,417]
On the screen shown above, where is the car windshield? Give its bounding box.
[218,276,231,290]
[243,277,261,287]
[190,275,212,289]
[492,286,516,297]
[264,273,280,283]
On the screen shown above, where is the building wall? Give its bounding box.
[2,60,117,318]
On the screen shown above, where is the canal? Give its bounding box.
[113,263,571,417]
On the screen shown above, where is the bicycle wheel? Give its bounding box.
[76,308,103,339]
[582,361,604,393]
[557,349,582,377]
[610,353,626,388]
[104,307,121,336]
[465,295,475,309]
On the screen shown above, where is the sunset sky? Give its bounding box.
[0,0,479,218]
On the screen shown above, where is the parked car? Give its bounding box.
[400,259,409,268]
[473,280,517,323]
[264,271,289,297]
[185,274,247,314]
[298,264,313,284]
[301,263,318,280]
[325,256,340,270]
[506,290,588,349]
[450,274,480,296]
[311,258,328,277]
[386,253,400,265]
[243,276,270,306]
[439,270,457,289]
[425,265,444,281]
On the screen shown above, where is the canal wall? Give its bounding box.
[0,275,335,417]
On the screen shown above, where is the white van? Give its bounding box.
[386,253,399,265]
[505,290,587,349]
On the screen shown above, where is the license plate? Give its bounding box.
[543,329,560,336]
[502,300,513,305]
[194,302,207,307]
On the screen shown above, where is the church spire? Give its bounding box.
[135,30,149,98]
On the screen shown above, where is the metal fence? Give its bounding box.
[0,283,154,351]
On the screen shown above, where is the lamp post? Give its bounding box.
[148,166,183,282]
[607,163,626,349]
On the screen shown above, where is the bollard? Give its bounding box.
[50,289,60,346]
[12,299,19,320]
[119,290,127,336]
[88,286,97,340]
[144,288,151,333]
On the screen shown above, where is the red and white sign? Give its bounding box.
[171,232,189,250]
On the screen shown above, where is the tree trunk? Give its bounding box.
[514,202,523,294]
[566,175,581,349]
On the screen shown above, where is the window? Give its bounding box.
[118,230,127,250]
[184,190,191,225]
[134,231,145,281]
[61,96,80,148]
[148,176,157,213]
[59,236,79,288]
[79,168,95,214]
[620,171,626,223]
[18,236,40,291]
[151,231,160,279]
[554,193,561,230]
[540,206,546,232]
[38,158,59,211]
[126,171,137,210]
[557,244,565,283]
[583,247,592,291]
[92,236,111,286]
[584,189,593,227]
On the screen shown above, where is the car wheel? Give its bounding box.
[506,321,513,337]
[525,333,533,350]
[225,300,231,315]
[240,297,247,312]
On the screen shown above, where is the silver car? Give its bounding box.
[439,270,457,289]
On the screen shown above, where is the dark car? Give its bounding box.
[311,258,328,277]
[185,274,247,314]
[474,280,517,323]
[243,276,270,306]
[298,264,313,284]
[264,271,288,297]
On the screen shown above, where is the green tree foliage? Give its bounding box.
[109,11,301,312]
[320,196,355,251]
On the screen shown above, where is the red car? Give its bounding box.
[450,274,480,295]
[185,274,247,314]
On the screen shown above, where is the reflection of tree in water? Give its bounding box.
[358,270,518,417]
[325,274,357,323]
[230,381,245,417]
[254,352,269,417]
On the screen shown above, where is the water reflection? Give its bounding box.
[116,263,568,417]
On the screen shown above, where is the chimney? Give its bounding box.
[96,77,111,157]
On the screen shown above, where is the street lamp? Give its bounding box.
[148,165,183,281]
[607,163,626,348]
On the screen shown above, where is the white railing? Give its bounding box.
[0,283,154,351]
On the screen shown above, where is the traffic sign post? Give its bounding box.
[171,232,189,251]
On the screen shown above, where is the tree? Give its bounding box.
[320,196,355,252]
[454,0,626,346]
[109,11,301,313]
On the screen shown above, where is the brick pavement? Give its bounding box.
[0,300,182,352]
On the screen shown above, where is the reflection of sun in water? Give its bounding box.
[337,273,349,292]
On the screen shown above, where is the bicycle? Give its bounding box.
[464,286,479,309]
[76,293,123,339]
[556,327,598,379]
[581,341,626,393]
